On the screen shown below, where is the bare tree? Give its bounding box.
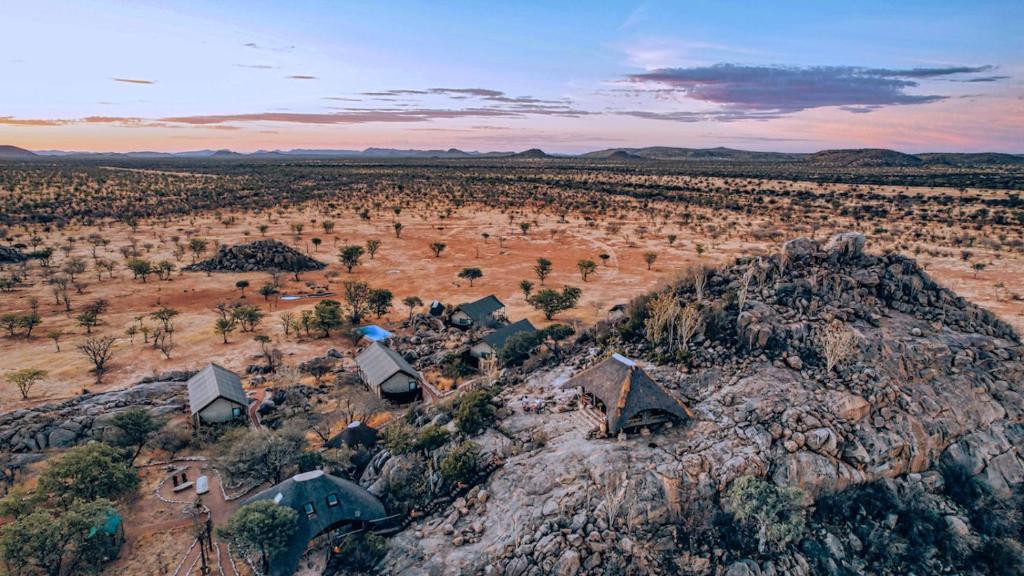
[77,336,117,384]
[817,321,857,372]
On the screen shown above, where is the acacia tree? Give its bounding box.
[429,242,446,258]
[402,296,423,320]
[338,245,365,273]
[519,279,534,299]
[527,286,582,320]
[214,317,237,343]
[643,251,658,270]
[218,501,298,574]
[366,239,381,259]
[458,267,483,287]
[6,368,47,400]
[533,258,552,285]
[342,281,371,323]
[393,222,403,238]
[577,259,597,282]
[369,288,393,318]
[77,336,117,384]
[109,408,164,465]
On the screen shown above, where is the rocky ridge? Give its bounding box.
[378,232,1024,576]
[0,373,189,453]
[183,239,325,273]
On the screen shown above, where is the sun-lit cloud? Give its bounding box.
[111,77,154,84]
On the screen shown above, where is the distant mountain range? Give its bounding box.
[2,144,1021,166]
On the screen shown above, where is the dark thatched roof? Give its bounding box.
[455,294,504,325]
[325,420,379,450]
[566,353,692,434]
[186,363,247,415]
[481,318,537,351]
[244,470,387,576]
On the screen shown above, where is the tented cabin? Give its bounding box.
[244,470,388,576]
[470,318,537,360]
[450,295,504,329]
[566,353,692,436]
[187,363,248,427]
[355,341,422,403]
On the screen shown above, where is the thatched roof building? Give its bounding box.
[244,470,388,576]
[566,353,692,435]
[325,420,379,450]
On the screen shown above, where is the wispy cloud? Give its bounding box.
[236,64,277,70]
[286,75,317,80]
[112,77,155,84]
[624,64,1004,120]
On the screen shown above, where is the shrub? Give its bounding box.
[382,421,415,455]
[439,353,473,379]
[498,331,541,366]
[454,390,495,435]
[440,441,480,488]
[414,424,449,454]
[726,476,806,555]
[540,323,575,341]
[333,532,388,573]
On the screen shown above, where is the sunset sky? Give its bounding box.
[2,0,1022,153]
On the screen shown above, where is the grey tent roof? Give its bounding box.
[566,354,692,434]
[481,318,537,351]
[187,363,247,415]
[355,341,420,388]
[244,470,388,576]
[455,295,504,325]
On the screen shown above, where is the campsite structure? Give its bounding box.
[450,295,505,329]
[469,318,537,360]
[566,353,692,436]
[186,363,249,427]
[355,341,422,402]
[243,470,389,576]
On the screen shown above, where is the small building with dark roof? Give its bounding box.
[450,295,505,328]
[187,363,248,426]
[470,319,537,360]
[325,420,379,451]
[244,470,388,576]
[355,341,422,403]
[566,353,692,435]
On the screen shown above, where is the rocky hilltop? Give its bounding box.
[0,246,26,263]
[183,239,325,273]
[380,233,1024,576]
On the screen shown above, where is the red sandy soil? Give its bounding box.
[1,200,1022,411]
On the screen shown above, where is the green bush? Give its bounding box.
[454,390,495,435]
[334,532,388,574]
[726,476,806,555]
[382,421,415,455]
[540,323,575,341]
[440,441,480,488]
[440,353,473,379]
[414,424,450,454]
[498,331,541,366]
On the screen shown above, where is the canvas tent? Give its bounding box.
[566,353,692,435]
[450,295,504,328]
[470,318,537,359]
[187,363,248,426]
[355,341,421,402]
